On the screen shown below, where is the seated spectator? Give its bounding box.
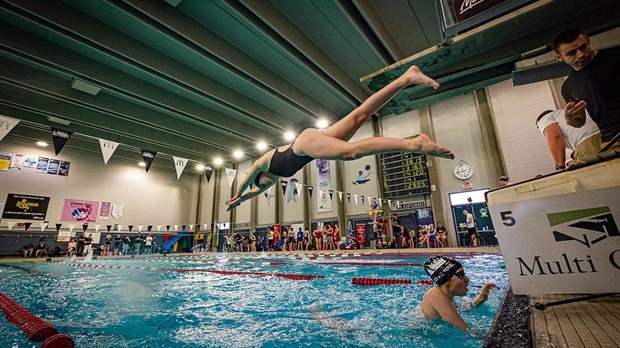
[436,222,448,248]
[50,246,63,257]
[428,224,437,248]
[408,228,417,248]
[67,238,77,257]
[418,225,429,247]
[21,243,34,258]
[34,241,47,258]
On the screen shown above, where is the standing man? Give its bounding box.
[553,29,620,150]
[535,109,600,170]
[463,210,477,247]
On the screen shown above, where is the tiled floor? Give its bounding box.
[530,294,620,347]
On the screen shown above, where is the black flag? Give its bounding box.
[205,166,213,182]
[24,222,32,231]
[141,149,157,172]
[82,223,88,232]
[308,186,313,198]
[107,225,112,232]
[128,225,134,232]
[51,128,73,155]
[347,193,351,203]
[280,180,288,196]
[55,223,62,232]
[329,190,334,200]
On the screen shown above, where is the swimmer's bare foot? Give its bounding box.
[411,134,454,159]
[402,65,439,90]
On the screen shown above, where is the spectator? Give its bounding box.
[34,241,47,258]
[82,234,93,256]
[436,222,448,248]
[21,243,34,258]
[67,238,77,257]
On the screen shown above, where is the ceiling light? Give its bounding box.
[233,150,244,159]
[256,141,267,151]
[36,141,48,147]
[195,164,205,171]
[213,158,223,166]
[138,162,146,167]
[284,131,296,142]
[70,78,101,96]
[316,119,329,129]
[47,116,72,125]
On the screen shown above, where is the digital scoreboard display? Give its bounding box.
[380,149,430,198]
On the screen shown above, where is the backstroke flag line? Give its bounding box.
[99,139,119,164]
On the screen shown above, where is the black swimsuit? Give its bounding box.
[268,142,314,177]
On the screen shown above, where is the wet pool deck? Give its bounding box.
[3,246,618,347]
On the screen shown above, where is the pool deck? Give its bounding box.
[3,246,619,347]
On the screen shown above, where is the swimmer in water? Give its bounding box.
[226,66,454,211]
[418,256,496,334]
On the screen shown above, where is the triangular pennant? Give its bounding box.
[308,186,313,198]
[203,224,209,231]
[117,225,123,232]
[368,197,373,207]
[354,194,358,205]
[297,184,302,199]
[128,225,134,232]
[361,195,365,205]
[7,221,16,231]
[378,200,383,208]
[280,180,288,196]
[388,200,393,208]
[0,115,20,141]
[98,139,119,164]
[174,225,178,232]
[51,128,73,155]
[166,225,170,232]
[189,224,194,231]
[225,168,237,188]
[338,191,343,201]
[55,223,62,232]
[172,156,189,180]
[141,149,157,172]
[347,193,351,203]
[107,225,112,232]
[39,222,48,232]
[139,225,144,232]
[157,225,162,232]
[147,225,152,232]
[24,222,32,231]
[68,224,76,233]
[182,224,186,231]
[95,224,100,232]
[204,166,213,183]
[82,223,88,232]
[329,190,333,200]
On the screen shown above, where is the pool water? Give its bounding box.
[0,253,508,348]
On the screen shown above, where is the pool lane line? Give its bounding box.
[39,262,324,280]
[352,277,412,286]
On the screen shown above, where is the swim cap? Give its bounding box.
[424,256,462,285]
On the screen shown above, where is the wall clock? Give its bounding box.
[453,160,474,180]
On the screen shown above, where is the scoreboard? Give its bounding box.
[379,149,430,198]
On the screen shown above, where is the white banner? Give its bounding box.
[39,222,48,232]
[112,203,124,219]
[315,159,332,213]
[0,115,20,142]
[489,187,620,294]
[173,156,188,179]
[99,139,119,164]
[225,168,237,188]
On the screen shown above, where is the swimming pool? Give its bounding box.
[0,252,508,348]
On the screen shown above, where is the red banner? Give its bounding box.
[355,223,367,244]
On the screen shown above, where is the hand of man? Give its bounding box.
[565,100,587,127]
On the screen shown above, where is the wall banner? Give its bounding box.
[316,159,332,213]
[2,193,50,220]
[61,198,99,222]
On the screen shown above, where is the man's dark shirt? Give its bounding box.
[562,46,620,142]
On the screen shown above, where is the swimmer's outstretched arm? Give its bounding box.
[226,155,271,210]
